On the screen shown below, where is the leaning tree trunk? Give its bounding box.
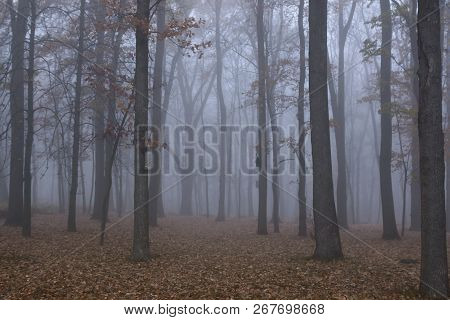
[6,0,28,226]
[309,0,343,260]
[379,0,399,240]
[23,0,36,237]
[68,0,86,232]
[417,0,448,299]
[149,0,166,227]
[132,0,151,261]
[298,0,307,237]
[256,0,268,235]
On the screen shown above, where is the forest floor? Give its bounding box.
[0,214,449,299]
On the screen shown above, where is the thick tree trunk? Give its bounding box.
[256,0,268,235]
[68,0,86,232]
[298,0,307,237]
[6,0,28,226]
[379,0,399,240]
[417,0,448,299]
[23,0,36,237]
[132,0,151,261]
[149,0,166,227]
[309,0,343,260]
[446,0,450,232]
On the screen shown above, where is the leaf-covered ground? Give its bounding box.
[0,214,449,299]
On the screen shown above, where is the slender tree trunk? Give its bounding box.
[68,0,86,232]
[298,0,307,237]
[256,0,268,235]
[408,0,421,232]
[23,0,36,237]
[215,0,227,222]
[6,0,28,226]
[309,0,343,260]
[149,0,166,227]
[92,0,107,220]
[417,0,448,298]
[80,158,87,214]
[334,0,356,229]
[132,0,151,261]
[379,0,399,240]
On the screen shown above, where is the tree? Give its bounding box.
[132,0,151,261]
[391,0,421,232]
[149,0,166,227]
[6,0,28,226]
[298,0,307,237]
[23,0,36,237]
[443,0,450,232]
[417,0,448,299]
[68,0,86,232]
[256,0,268,235]
[379,0,399,240]
[91,0,107,220]
[215,0,227,222]
[309,0,343,260]
[333,0,356,228]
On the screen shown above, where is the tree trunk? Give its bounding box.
[417,0,448,299]
[298,0,307,237]
[379,0,399,240]
[92,0,107,220]
[309,0,343,260]
[215,0,227,222]
[334,0,356,229]
[408,0,421,232]
[6,0,28,226]
[68,0,86,232]
[256,0,268,235]
[149,0,166,227]
[132,0,151,261]
[446,0,450,232]
[23,0,36,237]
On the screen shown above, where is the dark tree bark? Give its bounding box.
[149,0,166,227]
[68,0,86,232]
[446,0,450,232]
[91,0,107,220]
[215,0,227,222]
[309,0,343,260]
[23,0,36,237]
[408,0,421,232]
[379,0,399,240]
[6,0,28,226]
[298,0,307,237]
[417,0,448,299]
[256,0,268,235]
[132,0,151,261]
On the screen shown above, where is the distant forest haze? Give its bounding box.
[0,0,449,299]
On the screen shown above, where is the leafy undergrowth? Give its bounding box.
[0,214,448,299]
